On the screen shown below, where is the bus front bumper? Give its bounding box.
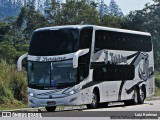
[28,93,80,107]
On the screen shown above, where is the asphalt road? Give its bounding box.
[38,100,160,117]
[1,100,160,120]
[84,100,160,111]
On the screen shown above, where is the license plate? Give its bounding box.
[47,101,56,105]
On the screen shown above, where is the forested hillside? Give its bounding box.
[0,0,160,109]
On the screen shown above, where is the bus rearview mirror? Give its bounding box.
[73,49,89,68]
[17,53,28,71]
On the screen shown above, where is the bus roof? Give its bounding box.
[35,25,151,36]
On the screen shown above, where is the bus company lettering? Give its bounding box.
[36,56,66,61]
[104,50,127,64]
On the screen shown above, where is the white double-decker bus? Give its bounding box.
[18,25,154,112]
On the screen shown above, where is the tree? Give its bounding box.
[152,0,160,3]
[46,0,99,25]
[0,22,10,40]
[109,0,123,17]
[121,2,160,69]
[98,0,109,17]
[16,2,49,40]
[0,21,19,63]
[100,14,123,28]
[0,1,50,63]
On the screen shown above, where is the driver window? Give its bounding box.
[78,63,89,81]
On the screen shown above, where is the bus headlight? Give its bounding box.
[63,88,81,96]
[28,92,35,97]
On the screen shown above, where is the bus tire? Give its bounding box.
[124,87,139,106]
[45,106,56,112]
[132,87,139,105]
[87,90,99,109]
[138,86,146,104]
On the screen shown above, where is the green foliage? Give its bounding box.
[47,0,99,25]
[0,82,13,104]
[9,67,28,102]
[0,42,17,63]
[121,3,160,70]
[155,71,160,85]
[154,71,160,96]
[100,15,123,27]
[16,5,49,40]
[0,40,29,63]
[155,74,160,81]
[0,22,10,37]
[0,61,27,105]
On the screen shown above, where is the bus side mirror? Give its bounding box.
[17,53,28,71]
[73,49,89,68]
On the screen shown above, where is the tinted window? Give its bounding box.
[79,28,93,49]
[29,29,79,56]
[78,28,93,81]
[28,60,77,90]
[95,30,152,52]
[93,64,135,81]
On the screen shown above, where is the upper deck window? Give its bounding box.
[29,28,79,56]
[95,30,152,52]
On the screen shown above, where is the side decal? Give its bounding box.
[92,50,154,101]
[117,52,140,100]
[118,53,154,100]
[125,81,144,95]
[82,81,102,90]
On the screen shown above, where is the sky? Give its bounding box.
[104,0,154,15]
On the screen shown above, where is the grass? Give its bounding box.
[155,87,160,96]
[0,60,27,110]
[154,71,160,96]
[0,101,27,110]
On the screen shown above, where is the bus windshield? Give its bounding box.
[28,60,77,89]
[29,28,79,56]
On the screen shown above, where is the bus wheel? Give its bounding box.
[87,91,98,109]
[45,106,56,112]
[132,87,139,105]
[124,87,138,106]
[138,86,146,104]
